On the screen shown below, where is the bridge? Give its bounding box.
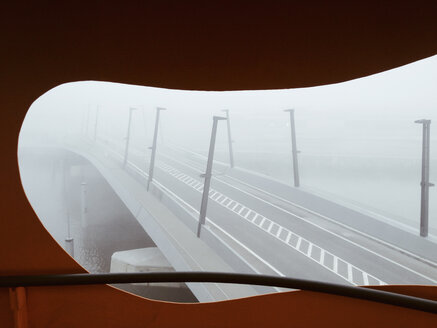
[17,69,437,302]
[46,123,437,302]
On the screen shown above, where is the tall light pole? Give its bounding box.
[147,107,166,191]
[197,116,227,237]
[222,109,235,168]
[123,107,137,168]
[284,109,300,187]
[415,119,433,237]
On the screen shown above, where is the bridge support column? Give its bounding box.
[65,237,74,258]
[80,182,88,228]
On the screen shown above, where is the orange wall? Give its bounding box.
[1,2,436,327]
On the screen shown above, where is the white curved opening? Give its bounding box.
[18,55,437,302]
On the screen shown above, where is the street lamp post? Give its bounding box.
[222,109,235,168]
[123,107,137,168]
[197,116,227,237]
[415,119,433,237]
[284,109,300,187]
[147,107,166,191]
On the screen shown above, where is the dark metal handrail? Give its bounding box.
[1,272,436,314]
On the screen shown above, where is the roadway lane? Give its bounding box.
[119,146,350,284]
[152,163,350,285]
[99,139,437,286]
[155,150,437,285]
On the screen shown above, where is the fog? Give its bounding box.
[15,55,437,298]
[19,55,437,234]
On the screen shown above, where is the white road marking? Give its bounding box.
[220,197,230,205]
[251,213,259,222]
[259,217,266,227]
[333,257,338,273]
[267,221,274,233]
[296,237,302,250]
[307,243,313,257]
[154,159,388,285]
[285,231,291,244]
[187,180,197,187]
[129,162,286,291]
[363,272,369,285]
[347,263,353,282]
[276,226,283,238]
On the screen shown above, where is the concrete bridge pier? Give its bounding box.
[80,181,88,228]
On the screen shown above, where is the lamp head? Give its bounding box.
[415,119,431,124]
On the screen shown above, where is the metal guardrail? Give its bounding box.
[1,272,436,314]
